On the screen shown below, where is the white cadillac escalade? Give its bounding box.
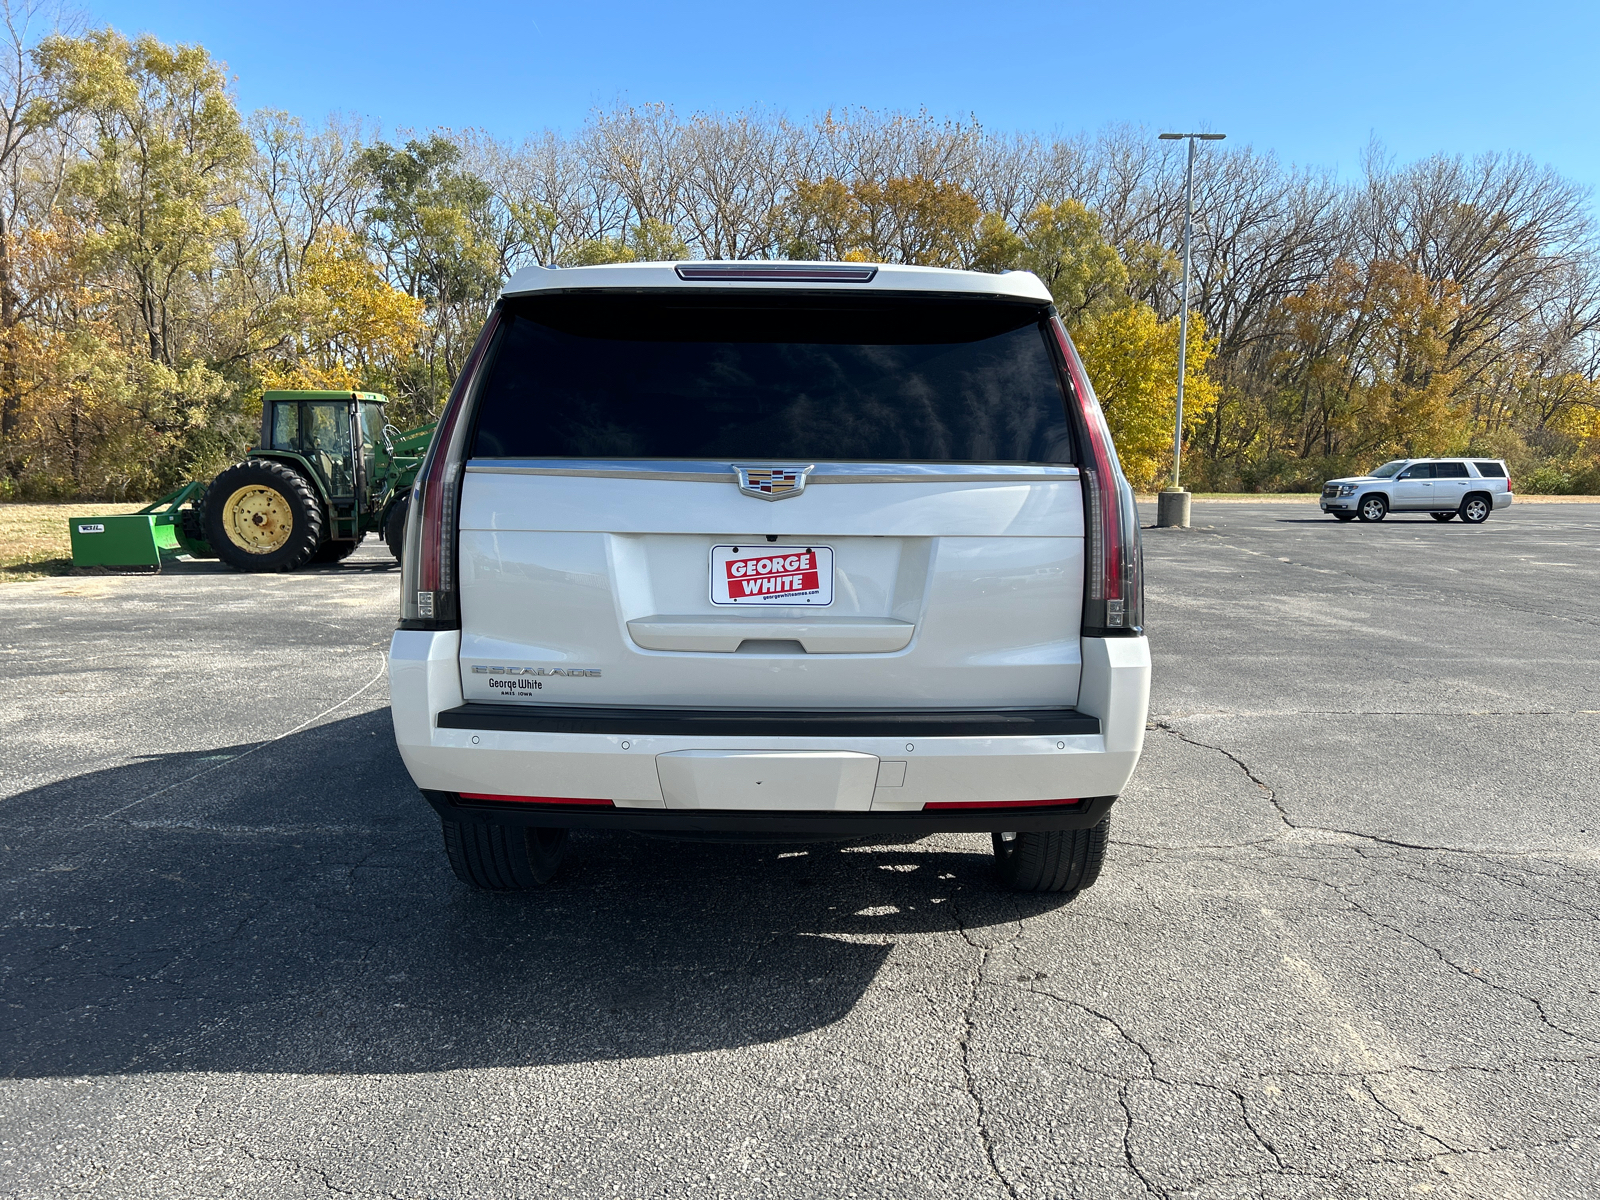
[387,261,1151,896]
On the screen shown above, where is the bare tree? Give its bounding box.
[0,0,71,452]
[249,109,373,294]
[675,109,805,259]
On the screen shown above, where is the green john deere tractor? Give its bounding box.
[200,390,434,572]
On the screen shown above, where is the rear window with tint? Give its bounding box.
[1474,461,1506,478]
[470,293,1075,463]
[1434,461,1468,477]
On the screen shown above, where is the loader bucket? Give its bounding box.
[67,482,211,571]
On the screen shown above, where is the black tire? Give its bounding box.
[310,536,363,564]
[179,505,206,543]
[1357,494,1388,522]
[992,816,1109,895]
[204,459,324,572]
[442,819,568,890]
[1460,494,1491,524]
[384,495,409,562]
[1431,511,1455,522]
[176,505,217,557]
[1332,512,1357,522]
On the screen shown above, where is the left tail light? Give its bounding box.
[399,309,503,630]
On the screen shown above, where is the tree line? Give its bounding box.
[1,11,1596,499]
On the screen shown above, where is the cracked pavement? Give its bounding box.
[2,501,1598,1198]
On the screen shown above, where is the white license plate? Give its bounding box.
[710,544,834,606]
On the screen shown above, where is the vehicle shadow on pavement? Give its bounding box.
[2,710,1067,1079]
[1273,517,1468,524]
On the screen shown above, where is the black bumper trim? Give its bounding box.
[420,790,1116,837]
[435,702,1100,739]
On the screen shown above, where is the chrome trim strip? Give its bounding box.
[466,459,1080,483]
[467,462,731,483]
[808,466,1079,483]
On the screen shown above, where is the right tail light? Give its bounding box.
[1050,318,1144,637]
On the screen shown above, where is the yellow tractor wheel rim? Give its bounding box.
[222,485,294,554]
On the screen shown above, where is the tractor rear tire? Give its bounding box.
[384,496,409,562]
[311,536,363,564]
[205,459,324,573]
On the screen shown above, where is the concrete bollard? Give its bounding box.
[1156,488,1192,528]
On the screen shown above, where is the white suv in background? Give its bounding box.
[388,261,1150,896]
[1321,458,1514,523]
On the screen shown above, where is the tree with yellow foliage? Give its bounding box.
[782,175,979,266]
[4,217,222,497]
[1076,303,1218,491]
[974,198,1214,489]
[262,227,422,394]
[37,29,253,370]
[564,219,690,266]
[1276,259,1466,462]
[974,201,1128,326]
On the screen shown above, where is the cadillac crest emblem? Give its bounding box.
[734,464,814,501]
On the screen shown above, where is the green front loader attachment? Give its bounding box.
[67,482,214,571]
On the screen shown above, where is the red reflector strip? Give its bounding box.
[923,798,1083,810]
[458,794,615,806]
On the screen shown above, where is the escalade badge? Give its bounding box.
[734,464,814,501]
[472,665,602,677]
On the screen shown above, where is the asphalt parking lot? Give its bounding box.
[3,500,1598,1199]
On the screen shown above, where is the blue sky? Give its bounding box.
[88,0,1600,194]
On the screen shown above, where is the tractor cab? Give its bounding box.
[260,391,390,537]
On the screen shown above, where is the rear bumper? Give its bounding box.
[1496,491,1514,509]
[435,701,1101,738]
[422,789,1117,836]
[388,630,1149,822]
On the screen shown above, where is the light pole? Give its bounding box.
[1155,130,1225,529]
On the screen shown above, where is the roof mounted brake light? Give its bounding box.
[674,263,878,283]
